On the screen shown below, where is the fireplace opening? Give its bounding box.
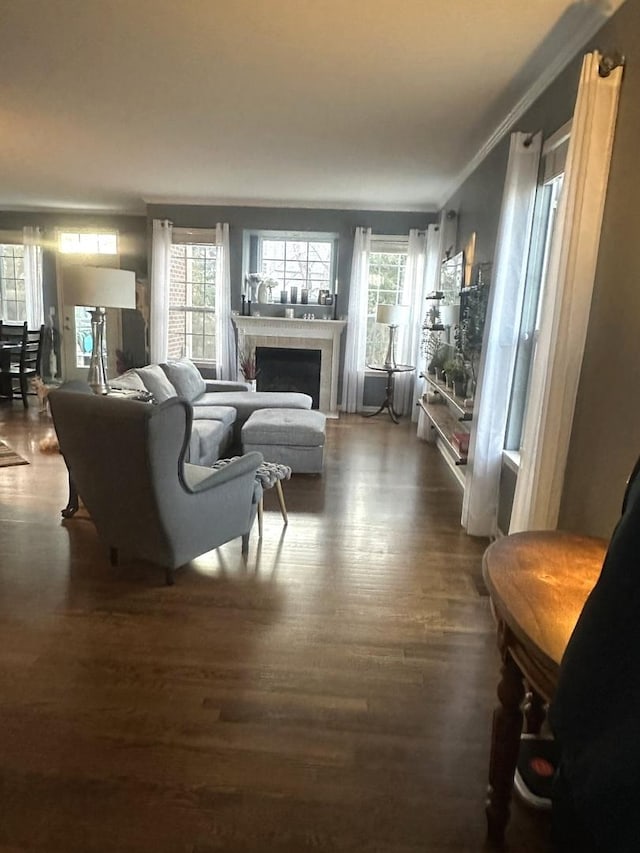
[256,346,321,409]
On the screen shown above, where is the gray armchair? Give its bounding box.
[48,387,263,583]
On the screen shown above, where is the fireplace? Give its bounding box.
[232,316,347,416]
[256,346,321,409]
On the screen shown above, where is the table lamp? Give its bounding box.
[63,266,136,395]
[376,303,409,369]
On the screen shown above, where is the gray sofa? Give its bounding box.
[111,358,312,466]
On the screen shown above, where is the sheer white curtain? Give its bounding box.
[462,132,542,537]
[410,223,442,421]
[215,222,235,380]
[23,226,44,328]
[341,226,371,412]
[510,52,623,533]
[149,219,173,363]
[395,228,428,416]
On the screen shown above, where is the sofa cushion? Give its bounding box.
[189,419,228,467]
[204,391,312,429]
[161,358,207,402]
[109,369,149,393]
[135,365,178,402]
[191,404,237,428]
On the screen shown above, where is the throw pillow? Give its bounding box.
[135,364,178,402]
[109,369,148,393]
[160,357,206,402]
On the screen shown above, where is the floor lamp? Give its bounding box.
[63,266,136,395]
[376,303,409,369]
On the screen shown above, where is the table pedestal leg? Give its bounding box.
[486,640,525,846]
[363,370,400,423]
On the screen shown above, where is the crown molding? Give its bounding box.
[436,2,620,208]
[143,195,439,214]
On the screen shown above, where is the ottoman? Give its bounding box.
[242,408,327,473]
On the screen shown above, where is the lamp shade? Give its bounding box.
[64,266,136,309]
[376,303,409,326]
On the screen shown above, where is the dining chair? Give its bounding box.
[0,323,44,407]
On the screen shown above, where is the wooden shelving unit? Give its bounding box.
[417,398,468,466]
[417,374,473,487]
[422,374,473,420]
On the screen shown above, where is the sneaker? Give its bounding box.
[514,734,559,809]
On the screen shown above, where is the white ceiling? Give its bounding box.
[0,1,624,215]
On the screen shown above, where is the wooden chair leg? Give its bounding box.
[257,497,264,538]
[275,480,288,525]
[20,376,29,408]
[241,532,249,557]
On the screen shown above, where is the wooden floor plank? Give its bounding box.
[0,405,551,852]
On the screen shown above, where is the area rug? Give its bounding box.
[0,440,29,468]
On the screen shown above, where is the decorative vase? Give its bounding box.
[247,379,257,392]
[257,281,269,304]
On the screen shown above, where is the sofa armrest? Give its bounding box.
[181,452,263,494]
[204,380,250,393]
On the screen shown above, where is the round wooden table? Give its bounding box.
[482,530,608,846]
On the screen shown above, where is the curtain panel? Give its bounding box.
[395,228,428,417]
[510,51,623,533]
[23,226,44,329]
[214,222,235,381]
[149,219,173,364]
[341,226,371,412]
[410,223,440,420]
[461,132,542,537]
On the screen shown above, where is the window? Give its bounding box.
[169,235,218,362]
[366,238,408,364]
[58,231,117,255]
[505,124,569,452]
[246,231,337,304]
[58,230,119,368]
[0,244,26,322]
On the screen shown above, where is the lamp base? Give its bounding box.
[383,324,398,370]
[87,307,109,395]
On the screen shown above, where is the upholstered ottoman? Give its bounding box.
[241,408,326,473]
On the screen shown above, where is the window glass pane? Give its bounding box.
[58,231,118,255]
[0,243,27,323]
[59,233,80,253]
[310,242,332,262]
[169,242,217,362]
[505,175,563,450]
[262,240,285,260]
[257,235,335,296]
[97,234,118,254]
[365,247,408,364]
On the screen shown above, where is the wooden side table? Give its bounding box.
[482,530,607,846]
[365,363,415,423]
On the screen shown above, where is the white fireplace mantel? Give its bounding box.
[232,316,347,416]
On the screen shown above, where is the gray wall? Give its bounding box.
[442,0,640,537]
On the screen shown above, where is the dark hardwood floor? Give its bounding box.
[0,402,551,852]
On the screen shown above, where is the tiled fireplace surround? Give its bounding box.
[232,316,347,417]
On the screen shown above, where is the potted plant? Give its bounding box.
[443,357,468,399]
[239,349,259,390]
[422,330,445,376]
